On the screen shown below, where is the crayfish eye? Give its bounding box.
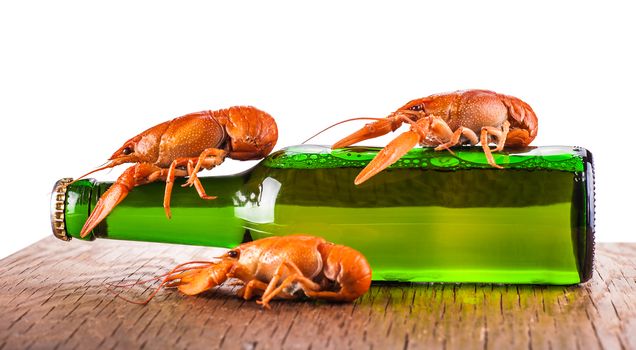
[227,250,239,259]
[409,105,423,112]
[122,146,133,155]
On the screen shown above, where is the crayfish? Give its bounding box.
[322,90,538,184]
[70,106,278,238]
[111,235,372,308]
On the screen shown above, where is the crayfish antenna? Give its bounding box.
[301,117,385,145]
[331,113,416,149]
[106,261,217,305]
[65,159,125,188]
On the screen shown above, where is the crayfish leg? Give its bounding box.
[239,280,269,300]
[164,149,228,218]
[479,120,510,169]
[303,289,362,302]
[181,148,227,197]
[257,260,321,309]
[434,126,479,152]
[163,158,194,219]
[258,274,322,309]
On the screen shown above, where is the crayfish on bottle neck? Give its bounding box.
[69,106,278,238]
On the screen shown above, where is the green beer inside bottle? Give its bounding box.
[62,145,594,284]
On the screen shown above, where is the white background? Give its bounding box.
[1,1,634,259]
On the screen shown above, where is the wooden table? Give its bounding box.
[0,238,634,350]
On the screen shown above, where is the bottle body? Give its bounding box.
[57,145,595,284]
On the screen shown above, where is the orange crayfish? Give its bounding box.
[70,106,278,238]
[326,90,538,184]
[112,235,372,308]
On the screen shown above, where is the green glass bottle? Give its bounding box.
[51,145,595,284]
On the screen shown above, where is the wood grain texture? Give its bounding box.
[0,238,634,350]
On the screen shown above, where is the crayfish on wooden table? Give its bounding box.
[322,90,538,184]
[110,235,372,308]
[68,106,278,238]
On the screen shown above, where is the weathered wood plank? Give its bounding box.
[0,238,634,350]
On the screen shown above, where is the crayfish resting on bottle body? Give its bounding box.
[71,106,278,238]
[116,235,372,308]
[331,90,538,185]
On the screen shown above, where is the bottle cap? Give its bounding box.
[50,178,73,241]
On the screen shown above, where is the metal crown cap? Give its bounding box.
[50,178,73,241]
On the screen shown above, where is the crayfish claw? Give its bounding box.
[332,117,403,149]
[354,130,421,185]
[79,165,139,237]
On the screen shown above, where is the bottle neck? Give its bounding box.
[56,173,249,248]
